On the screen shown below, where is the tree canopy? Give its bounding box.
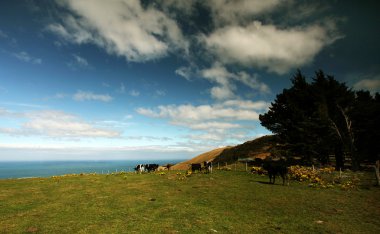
[259,70,380,170]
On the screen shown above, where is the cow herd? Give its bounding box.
[134,164,159,173]
[190,161,213,173]
[134,158,290,186]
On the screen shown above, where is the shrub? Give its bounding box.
[250,166,266,175]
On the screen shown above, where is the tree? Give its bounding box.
[311,71,356,170]
[350,91,380,163]
[259,70,330,164]
[260,70,365,170]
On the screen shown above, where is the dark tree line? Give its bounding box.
[259,70,380,171]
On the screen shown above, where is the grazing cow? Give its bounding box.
[165,164,173,170]
[262,157,288,185]
[134,164,145,174]
[145,164,159,172]
[190,163,202,173]
[157,166,168,171]
[203,161,213,173]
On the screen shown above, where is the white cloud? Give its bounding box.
[187,130,252,143]
[210,86,236,100]
[73,54,88,66]
[54,93,67,99]
[118,83,126,94]
[200,63,270,99]
[48,0,188,62]
[188,132,225,142]
[0,144,197,161]
[129,90,140,97]
[203,21,339,74]
[1,102,48,109]
[0,110,121,139]
[155,90,166,97]
[67,54,90,70]
[175,66,193,80]
[136,98,268,143]
[353,77,380,93]
[176,121,241,131]
[0,108,13,116]
[12,51,42,65]
[73,90,113,102]
[222,100,270,110]
[124,115,133,120]
[136,101,266,122]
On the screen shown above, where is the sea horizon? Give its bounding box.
[0,159,183,179]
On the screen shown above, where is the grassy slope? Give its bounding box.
[213,135,279,164]
[172,135,279,170]
[1,171,379,233]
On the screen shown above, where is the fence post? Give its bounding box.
[246,162,248,172]
[234,162,236,171]
[218,162,220,170]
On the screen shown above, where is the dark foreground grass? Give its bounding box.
[1,171,379,233]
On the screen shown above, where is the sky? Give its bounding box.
[0,0,379,161]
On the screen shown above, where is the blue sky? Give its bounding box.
[0,0,379,161]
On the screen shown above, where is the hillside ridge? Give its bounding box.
[172,135,279,169]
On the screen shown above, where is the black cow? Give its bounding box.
[145,164,159,172]
[203,161,213,173]
[262,158,288,185]
[165,164,173,170]
[190,163,202,173]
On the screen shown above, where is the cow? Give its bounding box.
[262,157,288,185]
[157,166,168,171]
[134,164,145,174]
[145,164,159,172]
[165,164,173,170]
[203,161,213,173]
[190,163,202,173]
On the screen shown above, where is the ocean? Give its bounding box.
[0,160,182,179]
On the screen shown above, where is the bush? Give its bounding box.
[288,165,360,190]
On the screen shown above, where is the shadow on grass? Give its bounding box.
[250,180,285,186]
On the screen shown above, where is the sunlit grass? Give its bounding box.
[1,171,379,233]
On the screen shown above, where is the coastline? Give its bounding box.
[0,159,183,179]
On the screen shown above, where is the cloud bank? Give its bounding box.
[203,21,339,74]
[73,90,113,102]
[48,0,188,62]
[0,109,120,139]
[353,77,380,93]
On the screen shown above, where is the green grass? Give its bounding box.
[1,171,379,233]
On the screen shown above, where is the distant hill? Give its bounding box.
[172,135,280,170]
[213,135,280,164]
[171,147,230,170]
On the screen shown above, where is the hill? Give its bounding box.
[172,135,280,169]
[171,147,230,170]
[212,135,280,164]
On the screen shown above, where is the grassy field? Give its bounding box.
[1,170,379,233]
